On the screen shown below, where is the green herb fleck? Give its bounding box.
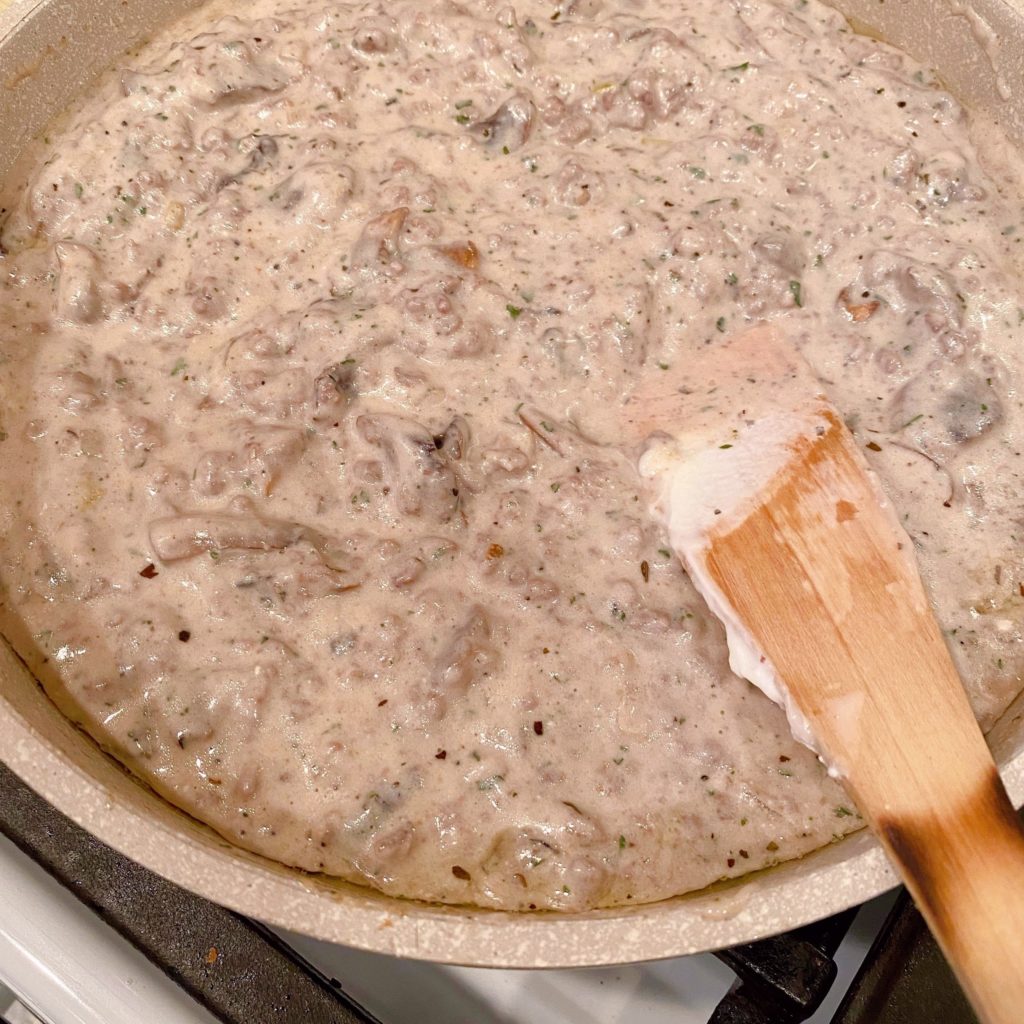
[170,357,187,376]
[716,316,727,333]
[618,835,627,849]
[506,303,523,319]
[789,280,803,307]
[835,806,854,818]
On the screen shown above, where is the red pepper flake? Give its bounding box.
[739,849,749,859]
[486,543,504,559]
[205,947,218,965]
[726,857,735,868]
[533,720,544,736]
[177,630,191,643]
[378,698,388,707]
[640,560,650,583]
[451,865,471,880]
[435,749,447,760]
[139,563,159,579]
[865,441,882,452]
[779,754,791,762]
[766,840,779,852]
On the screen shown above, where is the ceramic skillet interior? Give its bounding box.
[1,0,1024,966]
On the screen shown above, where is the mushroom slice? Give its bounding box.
[351,207,409,272]
[436,416,470,462]
[469,94,535,152]
[149,513,362,585]
[429,604,500,716]
[357,413,461,520]
[313,360,356,419]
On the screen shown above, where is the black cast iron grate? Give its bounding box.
[0,763,978,1024]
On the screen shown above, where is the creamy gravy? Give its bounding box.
[1,0,1023,911]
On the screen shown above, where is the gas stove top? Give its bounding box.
[0,765,978,1024]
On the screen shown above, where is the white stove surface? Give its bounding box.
[0,832,896,1024]
[285,896,895,1024]
[0,835,219,1024]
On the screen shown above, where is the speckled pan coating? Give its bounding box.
[2,0,1024,966]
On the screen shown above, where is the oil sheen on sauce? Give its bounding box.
[0,0,1022,911]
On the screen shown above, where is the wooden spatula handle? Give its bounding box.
[697,405,1024,1023]
[875,768,1024,1024]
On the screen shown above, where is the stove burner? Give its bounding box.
[712,909,855,1022]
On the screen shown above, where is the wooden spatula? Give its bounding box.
[626,324,1024,1024]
